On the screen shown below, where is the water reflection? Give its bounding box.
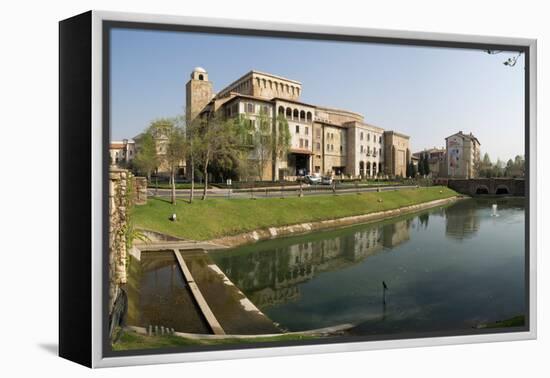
[212,198,525,333]
[127,251,210,334]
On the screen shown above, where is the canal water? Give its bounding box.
[126,250,211,334]
[211,198,526,335]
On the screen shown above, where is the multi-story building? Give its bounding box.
[185,67,411,180]
[109,139,135,167]
[412,147,447,177]
[445,131,481,179]
[384,131,411,178]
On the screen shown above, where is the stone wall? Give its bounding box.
[109,168,129,313]
[133,176,148,205]
[109,169,148,313]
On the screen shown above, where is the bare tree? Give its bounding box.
[164,119,186,205]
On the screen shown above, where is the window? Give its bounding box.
[379,148,382,156]
[300,139,304,148]
[316,142,321,150]
[245,103,254,113]
[305,127,309,135]
[296,125,300,134]
[367,133,370,141]
[262,105,269,114]
[327,144,330,151]
[305,140,309,148]
[360,132,364,140]
[360,145,364,153]
[340,145,343,153]
[198,74,204,80]
[316,129,321,138]
[379,136,382,143]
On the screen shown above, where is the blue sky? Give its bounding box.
[110,28,525,161]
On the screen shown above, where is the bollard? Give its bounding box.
[161,326,165,335]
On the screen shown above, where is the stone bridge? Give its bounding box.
[436,178,525,196]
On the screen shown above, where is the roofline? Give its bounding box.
[217,70,302,96]
[384,130,410,139]
[315,105,364,120]
[272,97,317,108]
[343,120,385,132]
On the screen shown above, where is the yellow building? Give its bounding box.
[186,67,411,180]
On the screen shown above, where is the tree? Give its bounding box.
[505,158,514,177]
[480,153,492,178]
[164,119,186,205]
[133,131,158,181]
[423,153,430,176]
[418,154,425,176]
[273,114,291,181]
[185,117,203,203]
[196,113,240,200]
[251,109,272,181]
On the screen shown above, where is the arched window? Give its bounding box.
[293,109,299,119]
[256,78,261,87]
[278,106,285,116]
[300,110,306,121]
[286,107,292,119]
[262,78,267,88]
[268,80,273,89]
[198,74,204,80]
[291,86,295,95]
[359,161,365,177]
[285,84,290,93]
[296,88,300,97]
[306,111,312,122]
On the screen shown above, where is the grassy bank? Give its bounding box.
[132,186,457,241]
[112,329,316,351]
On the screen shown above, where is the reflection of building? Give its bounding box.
[186,67,410,180]
[445,131,480,179]
[382,219,411,248]
[444,200,480,240]
[215,221,411,308]
[109,139,135,166]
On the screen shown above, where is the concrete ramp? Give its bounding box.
[179,250,282,335]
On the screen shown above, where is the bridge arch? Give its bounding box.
[495,185,511,195]
[474,185,489,195]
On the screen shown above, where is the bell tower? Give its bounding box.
[186,67,213,123]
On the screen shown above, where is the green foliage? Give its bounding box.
[133,132,158,180]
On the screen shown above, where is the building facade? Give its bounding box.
[383,131,411,178]
[445,131,481,179]
[412,147,447,177]
[186,67,411,180]
[109,139,135,167]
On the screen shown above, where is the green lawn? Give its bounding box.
[132,186,457,241]
[112,329,316,351]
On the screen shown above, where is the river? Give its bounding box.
[211,198,526,335]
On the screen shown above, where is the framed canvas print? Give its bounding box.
[59,10,537,368]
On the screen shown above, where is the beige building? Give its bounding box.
[186,67,411,180]
[445,131,480,179]
[109,139,135,167]
[412,147,446,177]
[384,131,411,177]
